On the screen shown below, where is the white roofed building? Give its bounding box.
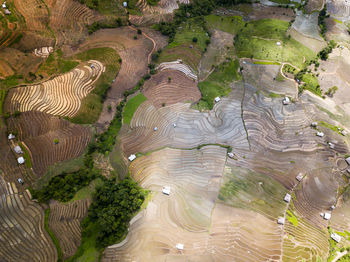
[323,212,331,220]
[162,186,171,195]
[176,243,184,250]
[17,157,25,164]
[316,131,324,137]
[123,1,127,7]
[331,233,341,243]
[345,157,350,165]
[277,217,285,225]
[284,193,291,203]
[8,134,15,140]
[282,97,290,105]
[14,145,23,154]
[214,97,221,103]
[128,154,136,162]
[296,173,303,182]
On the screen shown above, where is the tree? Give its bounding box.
[192,37,198,43]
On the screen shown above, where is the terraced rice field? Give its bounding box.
[7,111,91,177]
[6,60,105,117]
[0,176,57,261]
[143,69,200,108]
[48,199,91,259]
[46,0,102,46]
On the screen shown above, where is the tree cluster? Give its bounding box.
[82,178,146,248]
[32,169,97,202]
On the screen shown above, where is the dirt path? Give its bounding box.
[128,25,156,64]
[332,250,348,262]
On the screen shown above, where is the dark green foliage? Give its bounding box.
[192,37,198,43]
[318,40,336,60]
[83,178,146,248]
[318,5,329,38]
[147,0,160,5]
[31,169,97,203]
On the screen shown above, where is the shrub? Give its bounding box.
[192,37,198,43]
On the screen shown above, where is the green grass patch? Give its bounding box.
[18,142,32,168]
[70,48,121,124]
[269,92,282,98]
[0,89,7,127]
[197,59,241,110]
[147,0,160,6]
[66,219,101,262]
[0,75,20,89]
[319,121,339,132]
[37,50,79,78]
[77,0,126,16]
[158,18,210,71]
[44,208,63,262]
[282,64,297,75]
[67,178,104,203]
[253,61,280,65]
[206,16,315,68]
[218,166,288,217]
[123,94,147,124]
[334,18,342,24]
[287,209,298,227]
[300,73,321,96]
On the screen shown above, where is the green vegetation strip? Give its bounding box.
[123,94,147,124]
[44,208,63,262]
[18,142,32,168]
[197,59,241,110]
[286,210,298,227]
[70,48,121,124]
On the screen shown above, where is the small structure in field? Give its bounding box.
[345,157,350,165]
[227,152,234,158]
[323,212,331,220]
[17,178,23,184]
[154,127,158,131]
[162,186,171,195]
[90,64,94,69]
[173,123,177,128]
[277,217,285,225]
[328,142,335,149]
[316,131,324,137]
[123,1,127,7]
[296,173,304,182]
[282,97,290,105]
[331,233,341,243]
[276,42,281,46]
[284,193,291,203]
[331,205,336,210]
[311,122,318,128]
[341,130,347,136]
[347,168,350,174]
[128,154,136,162]
[17,157,25,165]
[4,9,10,15]
[2,2,6,9]
[14,146,23,154]
[8,134,15,140]
[214,97,221,103]
[176,243,184,250]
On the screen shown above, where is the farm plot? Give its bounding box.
[71,27,166,130]
[282,203,329,261]
[143,69,201,108]
[330,186,350,232]
[48,199,91,260]
[6,60,104,117]
[293,167,339,229]
[102,146,226,261]
[7,111,91,177]
[129,0,189,25]
[198,29,234,81]
[243,88,319,153]
[206,16,316,68]
[120,93,249,157]
[158,19,210,72]
[291,11,323,41]
[46,0,102,46]
[241,61,296,97]
[218,165,288,220]
[0,176,57,261]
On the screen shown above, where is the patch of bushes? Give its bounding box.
[318,4,329,39]
[87,19,123,34]
[31,169,98,203]
[325,86,338,97]
[83,178,146,248]
[317,40,336,61]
